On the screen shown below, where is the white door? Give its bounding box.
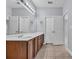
[45,16,63,44]
[45,17,55,43]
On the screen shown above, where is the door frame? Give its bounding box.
[45,16,64,44]
[63,11,69,48]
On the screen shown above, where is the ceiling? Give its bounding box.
[32,0,64,8]
[6,0,64,8]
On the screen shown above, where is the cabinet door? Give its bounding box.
[40,34,44,47]
[33,39,35,58]
[6,41,28,59]
[39,36,41,49]
[37,36,41,51]
[35,37,38,55]
[39,35,42,49]
[37,34,44,51]
[6,41,16,59]
[28,39,34,59]
[15,41,28,59]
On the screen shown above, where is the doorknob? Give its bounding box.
[52,31,55,33]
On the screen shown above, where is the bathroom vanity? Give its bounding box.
[6,32,44,59]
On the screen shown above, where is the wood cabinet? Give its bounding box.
[37,36,40,51]
[6,41,28,59]
[35,37,38,56]
[6,34,44,59]
[40,34,44,47]
[37,34,44,51]
[28,38,35,59]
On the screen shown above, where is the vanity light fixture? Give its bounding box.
[30,21,33,24]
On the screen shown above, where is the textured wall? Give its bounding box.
[6,7,12,16]
[36,8,63,32]
[36,8,63,44]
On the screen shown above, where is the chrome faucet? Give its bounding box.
[18,35,23,38]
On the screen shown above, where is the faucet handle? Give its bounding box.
[16,31,18,33]
[20,31,23,33]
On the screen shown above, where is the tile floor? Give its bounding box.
[35,43,72,59]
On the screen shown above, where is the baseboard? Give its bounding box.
[53,42,64,45]
[65,47,72,56]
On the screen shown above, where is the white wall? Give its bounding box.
[6,7,12,16]
[63,0,72,53]
[36,8,63,44]
[12,8,33,17]
[37,8,63,17]
[6,7,12,34]
[36,8,63,33]
[63,0,72,13]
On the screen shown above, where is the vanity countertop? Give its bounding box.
[6,32,44,41]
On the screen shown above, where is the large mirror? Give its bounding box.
[6,16,36,35]
[6,0,36,35]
